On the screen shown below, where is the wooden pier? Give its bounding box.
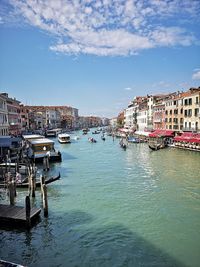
[0,203,41,229]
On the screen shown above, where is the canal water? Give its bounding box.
[0,132,200,267]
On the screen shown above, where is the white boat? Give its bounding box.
[45,128,62,137]
[73,136,80,140]
[27,138,62,162]
[58,133,71,143]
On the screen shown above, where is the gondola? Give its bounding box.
[0,172,61,188]
[148,144,161,151]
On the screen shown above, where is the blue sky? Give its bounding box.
[0,0,200,118]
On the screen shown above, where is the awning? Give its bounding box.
[119,128,129,133]
[149,130,174,138]
[134,131,150,136]
[174,133,200,143]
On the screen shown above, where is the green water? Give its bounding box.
[0,132,200,267]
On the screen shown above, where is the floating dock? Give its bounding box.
[0,204,41,229]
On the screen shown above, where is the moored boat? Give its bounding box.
[58,133,71,143]
[0,162,37,176]
[26,138,62,162]
[0,173,61,188]
[148,130,174,151]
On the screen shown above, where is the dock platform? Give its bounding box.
[0,204,41,228]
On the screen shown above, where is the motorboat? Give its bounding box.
[58,133,71,144]
[73,136,80,140]
[45,129,62,138]
[26,138,62,162]
[88,137,97,143]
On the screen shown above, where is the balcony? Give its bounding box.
[154,119,162,123]
[182,127,197,132]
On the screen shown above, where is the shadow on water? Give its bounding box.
[60,151,77,161]
[0,210,187,267]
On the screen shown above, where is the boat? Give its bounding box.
[148,143,164,151]
[58,133,71,143]
[0,162,37,176]
[119,138,127,150]
[148,130,175,151]
[82,128,88,135]
[0,173,61,188]
[73,136,80,140]
[0,259,25,267]
[92,130,100,134]
[45,129,62,138]
[22,134,45,141]
[127,137,140,143]
[26,138,62,162]
[88,137,97,143]
[101,136,106,141]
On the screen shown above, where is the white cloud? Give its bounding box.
[124,87,133,91]
[3,0,200,56]
[192,70,200,80]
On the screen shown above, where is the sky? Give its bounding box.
[0,0,200,118]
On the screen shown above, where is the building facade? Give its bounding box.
[0,94,9,135]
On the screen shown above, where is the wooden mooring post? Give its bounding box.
[8,180,15,205]
[31,174,36,198]
[25,195,31,228]
[40,175,48,217]
[42,184,48,217]
[43,156,50,171]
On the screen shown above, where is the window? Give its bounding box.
[188,109,192,117]
[184,99,188,105]
[165,118,168,122]
[169,118,172,122]
[170,110,172,115]
[196,96,199,104]
[180,108,183,114]
[194,108,199,116]
[184,110,187,117]
[189,122,191,129]
[189,98,192,105]
[169,125,172,129]
[165,110,168,115]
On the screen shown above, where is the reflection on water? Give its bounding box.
[0,133,200,267]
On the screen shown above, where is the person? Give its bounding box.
[46,150,51,157]
[16,172,22,183]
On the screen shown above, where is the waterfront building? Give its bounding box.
[20,104,29,132]
[124,101,136,130]
[0,94,9,136]
[147,95,154,131]
[137,97,148,132]
[0,93,21,135]
[46,108,61,128]
[101,117,110,126]
[153,101,165,130]
[182,88,200,132]
[109,117,117,128]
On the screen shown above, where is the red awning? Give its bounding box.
[174,133,200,143]
[149,130,174,138]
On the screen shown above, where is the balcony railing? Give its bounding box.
[154,119,162,123]
[182,127,198,132]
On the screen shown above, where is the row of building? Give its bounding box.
[0,93,109,136]
[112,87,200,133]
